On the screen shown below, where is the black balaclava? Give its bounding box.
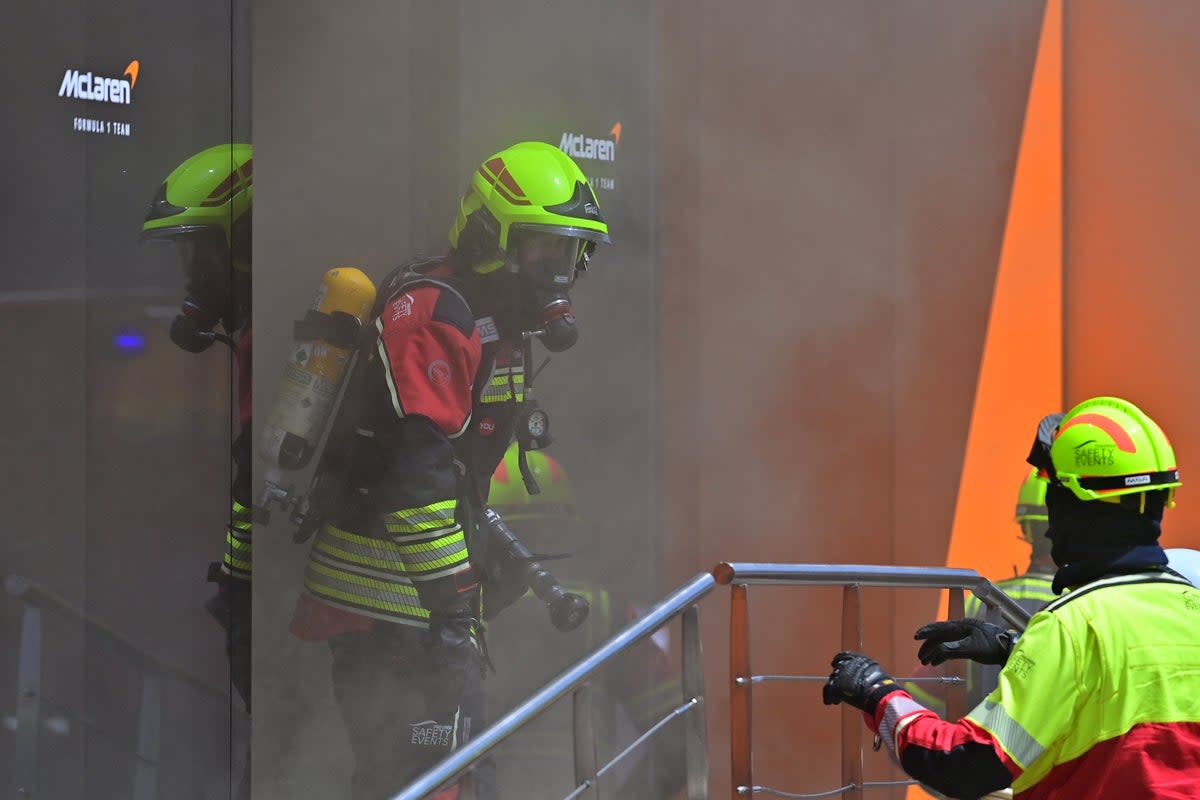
[1045,484,1168,594]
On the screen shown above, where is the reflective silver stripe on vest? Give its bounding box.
[968,698,1046,768]
[303,525,431,626]
[313,524,409,573]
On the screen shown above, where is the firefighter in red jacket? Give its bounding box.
[824,396,1200,799]
[288,141,610,799]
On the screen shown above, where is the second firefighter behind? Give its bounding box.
[484,444,686,800]
[287,141,611,800]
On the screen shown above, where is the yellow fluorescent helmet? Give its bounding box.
[1049,396,1181,502]
[449,141,610,275]
[488,442,577,522]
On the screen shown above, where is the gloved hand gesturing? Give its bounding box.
[913,618,1015,666]
[823,652,900,714]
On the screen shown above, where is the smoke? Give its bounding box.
[252,0,1043,797]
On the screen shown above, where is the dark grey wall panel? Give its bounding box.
[1,0,248,796]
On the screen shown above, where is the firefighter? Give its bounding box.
[287,141,610,799]
[141,143,254,706]
[907,467,1057,714]
[823,396,1200,799]
[483,443,685,800]
[141,143,253,799]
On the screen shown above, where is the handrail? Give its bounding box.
[390,571,719,800]
[392,563,1032,800]
[7,573,237,800]
[712,562,1032,630]
[5,574,231,702]
[717,562,1031,800]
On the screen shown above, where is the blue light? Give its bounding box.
[113,329,147,354]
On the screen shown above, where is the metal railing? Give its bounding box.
[5,574,238,800]
[392,563,1031,800]
[715,563,1031,800]
[392,571,720,800]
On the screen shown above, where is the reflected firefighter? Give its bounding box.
[141,143,254,798]
[823,397,1200,799]
[287,141,610,800]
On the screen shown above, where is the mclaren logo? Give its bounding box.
[58,60,140,105]
[559,122,622,162]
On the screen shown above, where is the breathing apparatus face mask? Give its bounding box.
[507,229,585,353]
[176,230,236,328]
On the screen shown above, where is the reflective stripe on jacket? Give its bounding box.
[222,500,253,580]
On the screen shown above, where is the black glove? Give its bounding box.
[914,618,1015,666]
[428,611,484,674]
[823,652,900,714]
[426,611,485,717]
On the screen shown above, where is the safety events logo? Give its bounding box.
[558,122,620,191]
[57,59,139,138]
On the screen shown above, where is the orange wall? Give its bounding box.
[658,2,1045,793]
[1063,1,1200,552]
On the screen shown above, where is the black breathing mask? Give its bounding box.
[530,290,579,353]
[507,229,584,352]
[170,231,244,352]
[170,297,218,352]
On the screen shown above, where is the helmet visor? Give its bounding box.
[173,229,232,293]
[508,229,584,289]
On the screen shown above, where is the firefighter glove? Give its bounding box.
[425,611,484,716]
[823,651,899,714]
[914,618,1015,666]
